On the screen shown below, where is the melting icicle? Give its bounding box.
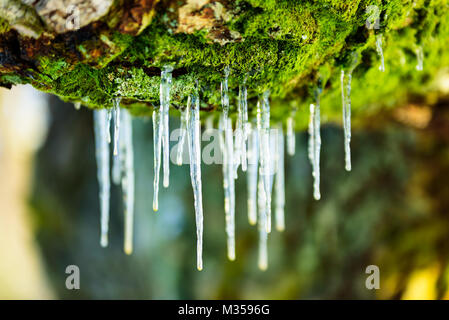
[106,108,112,144]
[223,117,236,261]
[93,109,110,248]
[187,90,204,271]
[341,70,352,171]
[376,34,385,72]
[341,53,359,172]
[257,179,268,271]
[153,106,162,211]
[416,46,424,71]
[161,65,173,188]
[221,66,230,118]
[274,126,285,232]
[219,66,236,260]
[341,70,353,171]
[286,111,296,156]
[257,91,272,233]
[247,123,259,226]
[309,102,321,200]
[176,97,190,166]
[236,84,248,173]
[153,66,173,211]
[74,102,81,110]
[119,109,134,255]
[113,98,121,156]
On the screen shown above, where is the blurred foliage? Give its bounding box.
[29,95,449,299]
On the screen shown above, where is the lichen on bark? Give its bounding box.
[0,0,448,127]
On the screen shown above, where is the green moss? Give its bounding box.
[3,0,449,128]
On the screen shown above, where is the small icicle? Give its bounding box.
[176,97,190,166]
[286,111,296,156]
[341,53,359,172]
[247,123,259,226]
[237,84,248,173]
[274,126,285,232]
[93,109,110,248]
[224,117,236,261]
[257,179,268,271]
[113,98,121,156]
[187,89,204,271]
[257,91,272,233]
[119,109,134,255]
[152,105,162,211]
[74,102,81,110]
[341,70,352,171]
[106,109,112,144]
[416,45,424,71]
[161,65,173,188]
[376,34,385,72]
[220,66,236,261]
[221,66,230,118]
[309,102,321,200]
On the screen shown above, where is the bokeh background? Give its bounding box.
[1,84,449,299]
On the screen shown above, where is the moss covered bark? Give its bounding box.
[0,0,448,128]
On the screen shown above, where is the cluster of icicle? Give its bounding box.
[90,40,424,270]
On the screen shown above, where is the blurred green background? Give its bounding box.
[1,86,449,299]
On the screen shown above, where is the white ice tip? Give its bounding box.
[314,193,321,201]
[124,246,133,255]
[345,165,352,172]
[249,218,257,226]
[153,202,158,212]
[258,262,268,271]
[276,225,285,232]
[228,252,236,261]
[100,234,108,248]
[163,179,169,188]
[197,264,203,271]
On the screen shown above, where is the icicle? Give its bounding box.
[153,105,162,211]
[257,179,268,271]
[376,34,385,72]
[219,66,236,260]
[341,53,359,172]
[111,107,121,185]
[119,109,134,255]
[161,65,173,188]
[221,66,230,118]
[257,91,272,233]
[93,109,110,248]
[247,123,259,226]
[223,117,236,261]
[286,112,296,156]
[74,102,81,110]
[153,66,173,211]
[176,97,190,166]
[416,46,423,71]
[106,108,112,144]
[187,90,204,271]
[113,98,121,156]
[236,84,248,173]
[275,126,285,232]
[341,69,352,172]
[309,102,321,200]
